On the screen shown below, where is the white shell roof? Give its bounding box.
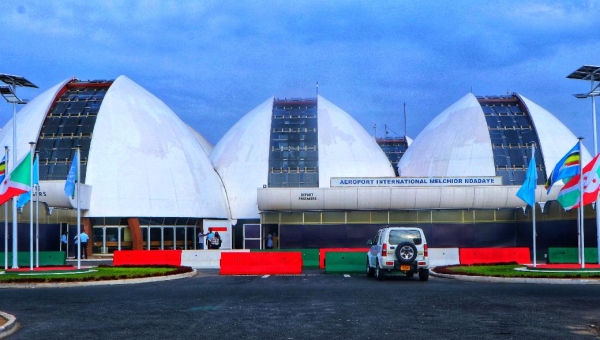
[185,123,214,155]
[211,95,395,219]
[398,93,591,178]
[86,76,229,217]
[0,76,230,218]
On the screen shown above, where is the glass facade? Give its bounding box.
[376,137,409,176]
[90,217,200,253]
[477,94,546,185]
[268,98,319,187]
[36,80,112,182]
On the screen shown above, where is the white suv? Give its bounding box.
[366,226,429,281]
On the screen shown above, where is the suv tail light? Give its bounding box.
[424,244,428,257]
[382,243,387,256]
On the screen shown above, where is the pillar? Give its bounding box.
[128,217,144,250]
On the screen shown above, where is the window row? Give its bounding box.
[273,114,317,119]
[481,104,523,115]
[268,172,319,187]
[271,134,318,142]
[497,168,545,186]
[269,167,319,173]
[272,128,318,133]
[38,163,88,181]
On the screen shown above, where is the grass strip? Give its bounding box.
[0,265,192,283]
[435,264,600,279]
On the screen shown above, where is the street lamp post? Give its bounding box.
[568,65,600,264]
[0,74,38,269]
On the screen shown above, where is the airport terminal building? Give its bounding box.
[0,76,594,257]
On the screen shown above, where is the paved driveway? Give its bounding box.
[1,270,599,339]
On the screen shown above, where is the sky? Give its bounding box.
[1,0,599,152]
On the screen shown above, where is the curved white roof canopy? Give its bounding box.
[398,93,591,184]
[185,123,214,155]
[211,95,395,220]
[85,75,229,218]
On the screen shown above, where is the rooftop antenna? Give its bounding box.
[316,81,319,96]
[385,123,389,136]
[403,102,407,138]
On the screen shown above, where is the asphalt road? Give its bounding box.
[1,270,600,339]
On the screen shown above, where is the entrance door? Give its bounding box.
[243,224,261,249]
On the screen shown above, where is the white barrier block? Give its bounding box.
[181,249,250,268]
[429,248,460,267]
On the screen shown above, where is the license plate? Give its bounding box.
[400,265,410,271]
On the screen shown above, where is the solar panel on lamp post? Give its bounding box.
[0,73,37,269]
[568,65,600,265]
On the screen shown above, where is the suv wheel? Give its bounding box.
[366,258,375,277]
[375,260,385,281]
[395,242,418,264]
[419,268,429,281]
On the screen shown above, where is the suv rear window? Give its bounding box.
[388,230,422,245]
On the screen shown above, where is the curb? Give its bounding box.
[0,311,19,339]
[0,269,197,289]
[430,268,600,285]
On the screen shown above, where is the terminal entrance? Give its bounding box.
[92,225,196,254]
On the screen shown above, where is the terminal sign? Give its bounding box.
[331,176,502,187]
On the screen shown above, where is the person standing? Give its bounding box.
[197,229,207,250]
[61,231,68,256]
[266,234,274,249]
[211,232,222,249]
[206,228,215,249]
[75,229,89,259]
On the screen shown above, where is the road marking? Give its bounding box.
[262,275,270,278]
[344,274,351,278]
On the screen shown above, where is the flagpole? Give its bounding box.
[28,142,34,271]
[11,90,18,269]
[3,146,8,271]
[35,152,39,268]
[579,138,585,269]
[532,145,537,268]
[76,147,81,270]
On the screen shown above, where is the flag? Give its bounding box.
[545,142,580,194]
[557,153,600,210]
[516,148,537,206]
[64,152,78,198]
[0,155,6,183]
[16,156,39,208]
[0,153,32,206]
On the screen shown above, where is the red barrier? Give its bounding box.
[220,252,303,275]
[319,248,370,269]
[459,247,530,265]
[113,250,182,266]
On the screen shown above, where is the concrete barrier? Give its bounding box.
[548,247,599,264]
[319,248,370,269]
[251,249,320,268]
[113,250,182,266]
[0,251,66,267]
[429,248,460,267]
[220,252,303,275]
[181,249,250,269]
[324,252,365,274]
[459,247,530,265]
